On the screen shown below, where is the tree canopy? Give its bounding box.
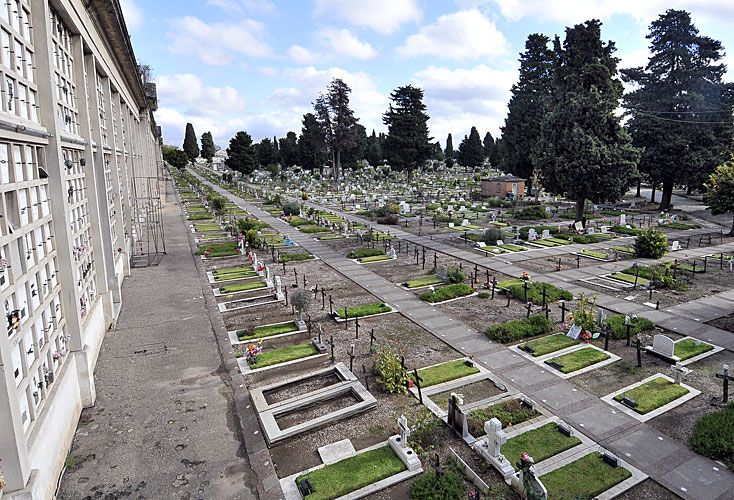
[445,134,455,168]
[314,78,359,181]
[704,160,734,235]
[457,127,484,169]
[200,131,215,161]
[162,145,188,169]
[183,123,199,164]
[225,131,257,177]
[383,85,432,178]
[298,112,327,171]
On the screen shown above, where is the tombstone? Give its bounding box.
[595,309,606,327]
[527,229,538,242]
[397,415,410,448]
[671,362,692,385]
[671,240,680,251]
[485,418,506,459]
[619,213,627,226]
[459,206,467,213]
[447,204,455,212]
[566,324,582,340]
[545,206,552,214]
[265,266,273,288]
[274,276,284,301]
[541,229,551,239]
[447,394,468,438]
[436,265,448,280]
[573,221,584,232]
[252,252,259,272]
[601,225,610,234]
[461,219,470,227]
[387,246,397,260]
[586,227,596,234]
[476,241,487,249]
[648,334,677,361]
[496,240,504,246]
[490,212,497,222]
[448,222,455,228]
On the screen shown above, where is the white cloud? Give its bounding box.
[120,0,143,31]
[287,45,322,64]
[156,74,245,117]
[319,28,378,60]
[258,66,280,77]
[397,10,510,60]
[207,0,276,15]
[167,16,273,64]
[413,64,517,142]
[313,0,421,34]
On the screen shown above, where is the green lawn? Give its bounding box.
[614,376,690,414]
[296,446,406,500]
[249,342,319,369]
[238,321,299,341]
[609,272,650,287]
[468,399,540,436]
[414,359,479,388]
[531,239,563,247]
[500,243,527,252]
[196,242,240,257]
[402,275,444,288]
[219,281,267,294]
[335,302,391,319]
[674,339,714,361]
[505,282,572,305]
[346,248,385,259]
[541,453,632,500]
[279,253,315,263]
[520,333,578,357]
[545,237,573,245]
[419,284,474,303]
[187,214,214,221]
[578,249,608,260]
[300,225,332,233]
[213,266,252,275]
[545,347,610,374]
[603,315,654,339]
[486,315,553,343]
[194,223,222,232]
[611,245,636,254]
[358,254,391,263]
[660,222,699,230]
[500,423,582,467]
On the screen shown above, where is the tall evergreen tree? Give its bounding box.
[183,122,199,164]
[313,78,359,181]
[500,34,554,183]
[457,127,484,168]
[622,10,734,209]
[272,135,280,164]
[279,131,299,168]
[482,132,495,160]
[256,138,277,167]
[200,131,215,161]
[342,124,368,168]
[365,130,383,166]
[536,20,640,222]
[445,133,455,168]
[383,85,432,179]
[298,113,327,172]
[225,131,257,177]
[432,142,445,161]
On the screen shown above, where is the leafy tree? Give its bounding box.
[457,127,484,168]
[272,135,280,164]
[500,34,554,183]
[225,131,257,177]
[256,138,277,167]
[314,78,359,181]
[536,20,640,222]
[483,131,495,160]
[342,123,367,168]
[200,131,215,161]
[383,85,432,179]
[182,122,199,164]
[279,131,299,168]
[622,10,734,209]
[704,160,734,235]
[444,133,454,168]
[365,129,383,166]
[431,141,444,161]
[162,145,188,169]
[298,112,327,172]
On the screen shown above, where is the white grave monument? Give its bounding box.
[541,229,551,239]
[646,334,678,361]
[671,240,680,251]
[387,246,397,260]
[671,362,692,385]
[388,415,422,472]
[619,213,627,226]
[477,417,515,479]
[528,229,538,242]
[274,276,285,301]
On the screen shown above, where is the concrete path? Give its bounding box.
[199,174,734,500]
[58,177,257,499]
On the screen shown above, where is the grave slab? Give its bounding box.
[318,439,356,465]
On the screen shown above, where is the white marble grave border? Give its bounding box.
[674,336,724,367]
[519,343,621,380]
[227,320,308,346]
[217,293,283,313]
[600,373,701,422]
[330,303,397,323]
[407,357,492,404]
[418,371,512,420]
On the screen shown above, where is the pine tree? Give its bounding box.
[365,130,383,166]
[536,20,640,222]
[314,78,359,181]
[500,34,554,183]
[200,131,215,161]
[256,138,277,167]
[279,131,299,168]
[298,113,327,172]
[272,135,280,165]
[225,131,257,177]
[383,85,432,179]
[183,122,199,164]
[445,134,454,168]
[483,132,495,160]
[622,10,734,209]
[457,127,484,169]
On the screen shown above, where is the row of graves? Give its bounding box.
[190,169,732,499]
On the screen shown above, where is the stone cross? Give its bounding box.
[671,362,691,385]
[398,415,410,448]
[484,417,506,458]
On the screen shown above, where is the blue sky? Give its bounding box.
[121,0,734,148]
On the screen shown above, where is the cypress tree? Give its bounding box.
[483,132,495,160]
[445,134,454,168]
[183,123,199,165]
[200,131,215,161]
[225,131,257,177]
[383,85,432,179]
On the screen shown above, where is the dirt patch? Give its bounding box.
[275,390,361,430]
[707,312,734,333]
[264,372,341,405]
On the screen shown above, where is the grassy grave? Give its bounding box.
[219,281,267,294]
[296,446,406,500]
[500,422,582,466]
[609,272,650,287]
[401,275,444,289]
[504,282,572,306]
[499,243,527,252]
[249,342,320,369]
[195,242,239,257]
[577,249,608,260]
[300,225,332,234]
[544,347,610,374]
[335,302,391,319]
[358,254,391,263]
[520,333,578,357]
[689,402,734,470]
[279,252,315,263]
[486,315,553,343]
[603,315,654,339]
[193,223,222,232]
[346,248,385,260]
[413,359,479,388]
[237,321,299,341]
[674,339,714,361]
[418,284,474,303]
[467,399,540,436]
[613,376,690,414]
[541,453,632,500]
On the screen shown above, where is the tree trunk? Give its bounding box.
[650,182,656,204]
[575,197,585,223]
[334,149,341,182]
[659,181,674,210]
[636,180,641,197]
[730,215,734,236]
[686,184,693,195]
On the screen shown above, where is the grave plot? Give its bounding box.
[216,275,285,313]
[602,372,701,422]
[417,283,477,304]
[520,253,614,274]
[228,317,309,345]
[251,364,377,446]
[207,265,259,284]
[464,395,549,441]
[408,358,486,399]
[398,274,446,290]
[330,301,396,322]
[707,310,734,333]
[236,338,329,382]
[196,241,241,259]
[645,333,723,366]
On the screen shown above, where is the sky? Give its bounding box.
[120,0,734,149]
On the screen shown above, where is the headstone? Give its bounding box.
[671,240,680,251]
[265,266,272,287]
[274,276,284,301]
[601,225,610,234]
[567,324,582,339]
[541,229,551,239]
[496,240,504,246]
[651,334,676,359]
[671,362,692,384]
[476,241,487,248]
[519,455,548,500]
[586,227,596,234]
[485,418,506,458]
[573,221,584,232]
[528,229,538,241]
[387,246,397,260]
[619,213,627,226]
[448,222,455,228]
[461,219,470,227]
[397,415,410,448]
[252,252,259,271]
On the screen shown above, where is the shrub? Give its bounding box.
[419,284,474,303]
[635,229,668,258]
[477,291,490,299]
[374,346,408,394]
[290,289,312,321]
[689,402,734,470]
[377,214,399,225]
[445,265,467,284]
[346,248,385,259]
[514,205,549,220]
[603,315,655,339]
[410,469,464,500]
[301,191,308,200]
[481,227,503,244]
[282,200,300,216]
[407,407,441,459]
[485,315,553,343]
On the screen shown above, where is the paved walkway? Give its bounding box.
[58,177,257,499]
[199,174,734,500]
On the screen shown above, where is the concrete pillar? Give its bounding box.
[0,340,32,491]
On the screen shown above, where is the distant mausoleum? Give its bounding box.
[481,175,526,199]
